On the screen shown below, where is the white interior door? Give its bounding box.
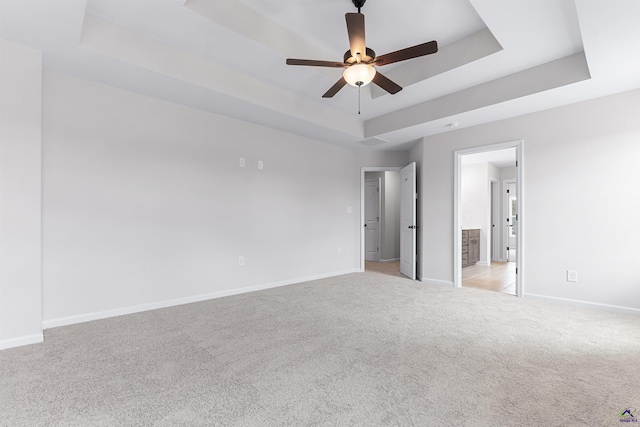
[364,178,380,261]
[400,162,417,279]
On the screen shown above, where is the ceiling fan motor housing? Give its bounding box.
[344,47,376,64]
[352,0,366,11]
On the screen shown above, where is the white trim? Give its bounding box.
[454,140,524,297]
[42,269,359,330]
[0,333,44,350]
[476,261,490,266]
[360,167,402,272]
[379,258,400,263]
[420,278,455,287]
[523,293,640,316]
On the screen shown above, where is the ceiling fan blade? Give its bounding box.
[322,77,347,98]
[372,72,402,95]
[374,40,438,67]
[286,59,346,68]
[345,13,366,58]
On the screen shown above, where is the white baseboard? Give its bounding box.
[420,277,454,287]
[477,261,490,266]
[0,333,44,350]
[523,293,640,316]
[42,269,360,330]
[379,258,400,263]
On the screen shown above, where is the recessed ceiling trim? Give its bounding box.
[80,13,364,140]
[365,51,591,138]
[371,28,503,99]
[184,0,339,81]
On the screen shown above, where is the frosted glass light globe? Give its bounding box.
[343,64,376,87]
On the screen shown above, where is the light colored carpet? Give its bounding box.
[1,270,639,426]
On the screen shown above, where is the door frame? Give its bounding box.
[360,167,402,272]
[453,140,524,297]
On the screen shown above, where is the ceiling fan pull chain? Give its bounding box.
[358,84,361,115]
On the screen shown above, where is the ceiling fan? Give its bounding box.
[286,0,438,98]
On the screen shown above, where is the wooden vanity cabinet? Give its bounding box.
[462,229,480,268]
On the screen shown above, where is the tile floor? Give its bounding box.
[366,260,516,296]
[462,261,516,295]
[365,260,405,278]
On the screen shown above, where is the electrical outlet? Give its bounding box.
[239,157,245,167]
[567,270,577,282]
[238,256,245,266]
[258,160,263,170]
[346,206,352,214]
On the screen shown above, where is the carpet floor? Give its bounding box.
[1,270,639,426]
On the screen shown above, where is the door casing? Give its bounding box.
[360,167,402,272]
[454,140,524,297]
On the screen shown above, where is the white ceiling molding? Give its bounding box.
[366,52,591,139]
[371,28,503,99]
[0,0,638,151]
[80,13,364,141]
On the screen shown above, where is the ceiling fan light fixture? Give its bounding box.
[343,63,376,87]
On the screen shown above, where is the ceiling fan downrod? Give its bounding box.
[352,0,366,13]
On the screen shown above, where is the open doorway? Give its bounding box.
[363,170,401,276]
[454,141,523,297]
[361,165,417,280]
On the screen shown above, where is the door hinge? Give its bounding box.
[516,268,518,274]
[516,161,518,167]
[377,187,379,192]
[377,247,379,252]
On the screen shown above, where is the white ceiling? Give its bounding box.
[1,0,639,151]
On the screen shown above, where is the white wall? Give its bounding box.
[416,89,640,311]
[461,162,490,264]
[40,71,374,324]
[0,40,43,348]
[461,162,506,265]
[0,51,409,346]
[500,166,516,181]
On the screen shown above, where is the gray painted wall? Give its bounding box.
[0,40,42,348]
[416,88,640,310]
